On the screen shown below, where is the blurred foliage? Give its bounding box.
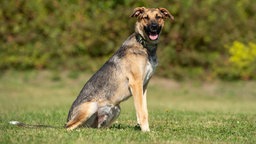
[0,0,256,80]
[221,41,256,80]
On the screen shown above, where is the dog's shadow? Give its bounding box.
[110,123,141,131]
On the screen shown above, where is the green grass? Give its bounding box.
[0,71,256,144]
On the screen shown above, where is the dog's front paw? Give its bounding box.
[140,124,150,132]
[141,127,150,132]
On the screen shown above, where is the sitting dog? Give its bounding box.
[66,7,174,132]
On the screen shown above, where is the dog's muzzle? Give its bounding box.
[144,22,162,41]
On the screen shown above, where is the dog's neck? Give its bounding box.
[135,33,158,52]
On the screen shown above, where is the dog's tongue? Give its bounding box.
[149,34,158,40]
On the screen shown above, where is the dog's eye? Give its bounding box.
[143,15,149,20]
[156,15,162,19]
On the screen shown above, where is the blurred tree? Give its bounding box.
[0,0,255,80]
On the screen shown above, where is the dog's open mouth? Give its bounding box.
[144,24,161,41]
[149,34,159,41]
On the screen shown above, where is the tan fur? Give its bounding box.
[66,102,98,131]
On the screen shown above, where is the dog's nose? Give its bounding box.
[150,23,158,31]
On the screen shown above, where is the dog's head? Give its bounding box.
[131,7,174,43]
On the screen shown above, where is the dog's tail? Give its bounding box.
[9,121,57,128]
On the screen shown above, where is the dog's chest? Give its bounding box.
[144,55,158,85]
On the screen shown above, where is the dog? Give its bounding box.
[66,7,174,132]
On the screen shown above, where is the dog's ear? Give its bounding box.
[130,7,145,18]
[158,8,174,21]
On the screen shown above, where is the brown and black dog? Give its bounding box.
[66,7,174,132]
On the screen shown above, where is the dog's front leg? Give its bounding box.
[136,89,148,125]
[129,80,150,132]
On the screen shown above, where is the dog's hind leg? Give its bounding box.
[97,105,121,128]
[66,102,98,131]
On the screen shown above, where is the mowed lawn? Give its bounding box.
[0,71,255,144]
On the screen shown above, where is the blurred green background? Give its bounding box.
[1,0,256,80]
